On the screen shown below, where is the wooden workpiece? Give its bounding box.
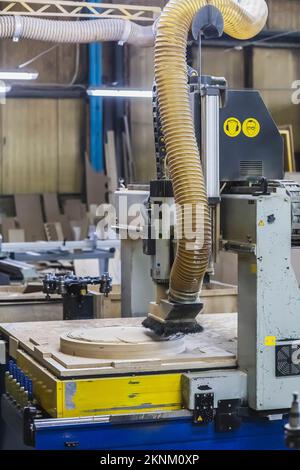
[0,314,237,378]
[60,326,186,360]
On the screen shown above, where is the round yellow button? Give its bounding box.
[224,117,242,138]
[242,118,261,138]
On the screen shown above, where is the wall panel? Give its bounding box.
[129,46,156,183]
[1,99,58,194]
[253,48,300,152]
[0,98,84,194]
[200,48,245,88]
[267,0,300,30]
[58,99,85,193]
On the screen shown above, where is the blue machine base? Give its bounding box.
[33,417,287,450]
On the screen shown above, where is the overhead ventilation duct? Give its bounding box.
[0,16,155,46]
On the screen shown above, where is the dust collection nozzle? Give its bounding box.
[142,299,204,337]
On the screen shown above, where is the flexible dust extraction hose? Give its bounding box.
[155,0,268,303]
[0,16,154,46]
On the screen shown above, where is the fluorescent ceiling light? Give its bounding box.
[87,88,153,98]
[0,70,39,81]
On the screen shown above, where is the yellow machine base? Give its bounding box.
[10,350,183,418]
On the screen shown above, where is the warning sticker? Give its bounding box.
[224,117,242,138]
[265,336,276,347]
[242,118,261,138]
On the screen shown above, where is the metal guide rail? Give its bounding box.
[0,0,161,21]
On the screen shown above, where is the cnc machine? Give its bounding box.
[1,0,300,450]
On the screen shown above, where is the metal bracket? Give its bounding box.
[193,392,214,425]
[215,399,242,433]
[0,340,6,364]
[23,406,41,447]
[13,15,23,42]
[192,5,224,40]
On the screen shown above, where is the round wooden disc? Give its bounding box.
[60,326,185,360]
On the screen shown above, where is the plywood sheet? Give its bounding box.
[0,314,237,378]
[15,194,46,241]
[44,222,64,242]
[85,153,108,206]
[43,193,73,240]
[63,199,85,221]
[200,47,245,88]
[253,48,300,153]
[2,99,58,194]
[8,229,25,243]
[1,217,16,241]
[58,99,84,193]
[267,0,300,30]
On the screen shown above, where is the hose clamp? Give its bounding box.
[152,17,159,37]
[118,20,131,46]
[13,16,23,42]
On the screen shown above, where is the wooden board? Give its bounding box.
[58,99,84,193]
[63,199,86,221]
[8,228,25,243]
[253,48,300,154]
[43,193,73,240]
[43,193,62,222]
[0,97,84,195]
[60,326,186,360]
[0,314,237,378]
[105,130,118,201]
[1,217,16,241]
[14,194,46,241]
[2,99,58,194]
[85,153,108,206]
[202,282,237,314]
[74,259,100,277]
[44,222,64,242]
[92,287,121,319]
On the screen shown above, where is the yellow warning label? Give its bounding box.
[265,336,276,347]
[242,118,261,138]
[224,117,242,138]
[258,220,265,227]
[250,264,257,274]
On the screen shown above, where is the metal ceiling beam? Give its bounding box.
[0,0,161,21]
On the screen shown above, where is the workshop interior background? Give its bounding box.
[0,0,298,199]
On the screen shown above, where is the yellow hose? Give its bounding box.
[155,0,268,303]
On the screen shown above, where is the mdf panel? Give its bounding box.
[267,0,300,30]
[129,46,156,183]
[199,48,245,88]
[1,99,58,194]
[253,48,300,152]
[0,98,2,194]
[58,99,84,193]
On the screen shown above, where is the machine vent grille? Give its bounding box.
[240,160,263,177]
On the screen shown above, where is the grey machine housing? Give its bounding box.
[116,82,300,412]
